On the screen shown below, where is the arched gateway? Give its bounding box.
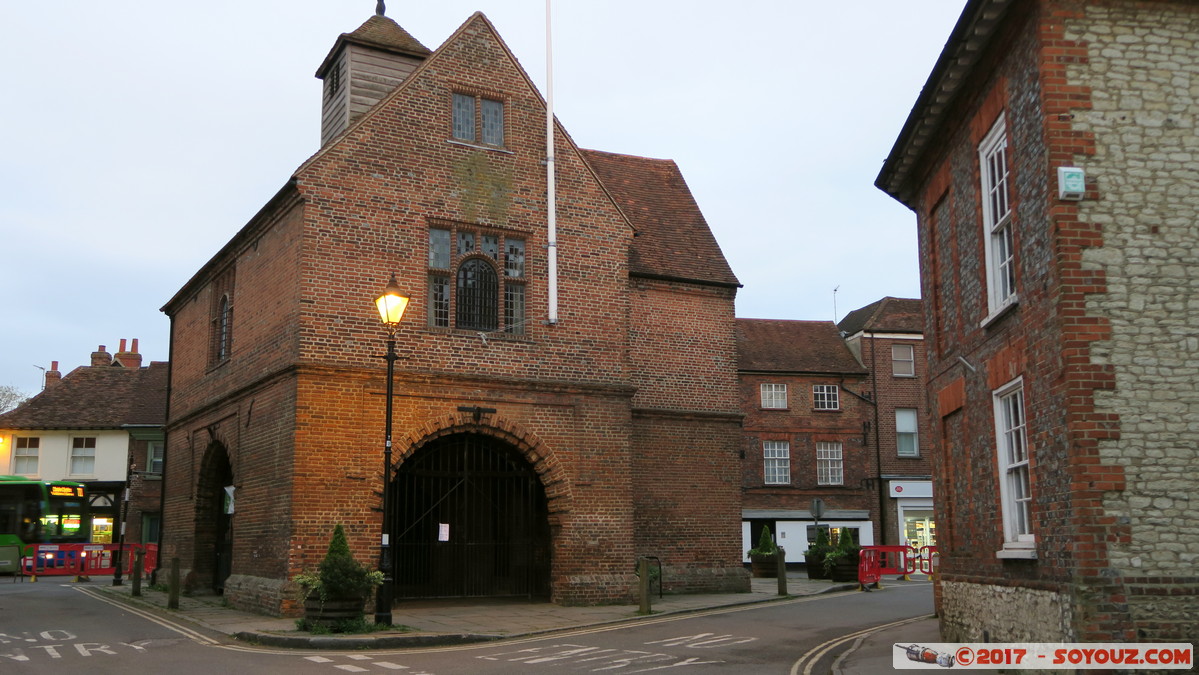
[391,432,551,599]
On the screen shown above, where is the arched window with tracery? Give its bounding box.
[427,223,526,335]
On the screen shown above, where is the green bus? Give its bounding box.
[0,475,91,552]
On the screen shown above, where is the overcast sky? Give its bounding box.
[0,1,966,394]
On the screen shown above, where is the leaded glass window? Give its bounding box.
[452,93,474,141]
[456,258,498,331]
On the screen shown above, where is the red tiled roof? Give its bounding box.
[0,362,168,430]
[837,297,924,336]
[736,319,865,374]
[581,149,739,287]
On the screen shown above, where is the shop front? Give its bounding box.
[889,480,935,549]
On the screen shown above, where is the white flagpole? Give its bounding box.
[545,0,559,325]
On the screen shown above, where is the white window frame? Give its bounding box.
[891,343,915,377]
[816,441,843,486]
[979,114,1018,323]
[896,408,919,457]
[14,436,39,475]
[70,436,97,477]
[763,441,790,485]
[994,378,1036,557]
[148,441,165,475]
[760,383,788,409]
[812,385,839,411]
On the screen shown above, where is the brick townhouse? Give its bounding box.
[838,297,936,550]
[877,0,1197,642]
[0,340,166,547]
[159,8,746,616]
[736,319,874,563]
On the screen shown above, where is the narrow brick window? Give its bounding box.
[763,441,790,485]
[813,385,839,411]
[428,224,526,334]
[760,383,787,409]
[994,379,1034,553]
[816,442,843,486]
[892,344,915,377]
[14,437,39,475]
[896,408,919,457]
[209,268,235,366]
[979,114,1017,319]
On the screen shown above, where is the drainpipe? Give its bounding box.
[154,314,176,584]
[869,332,887,546]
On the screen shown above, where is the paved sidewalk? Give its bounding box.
[85,573,860,650]
[76,574,952,672]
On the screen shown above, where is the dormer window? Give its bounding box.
[452,92,504,147]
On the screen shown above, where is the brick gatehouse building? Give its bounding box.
[160,8,745,615]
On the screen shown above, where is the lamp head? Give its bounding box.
[375,274,410,327]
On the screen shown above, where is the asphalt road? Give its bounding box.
[1,578,935,673]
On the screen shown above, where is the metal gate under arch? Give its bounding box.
[391,433,551,599]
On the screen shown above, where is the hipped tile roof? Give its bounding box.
[581,150,740,287]
[315,14,431,77]
[736,319,866,375]
[837,297,924,336]
[0,362,168,430]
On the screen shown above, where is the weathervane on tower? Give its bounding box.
[376,1,386,16]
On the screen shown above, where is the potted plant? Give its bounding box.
[804,528,832,579]
[747,526,780,578]
[296,524,384,631]
[822,529,861,583]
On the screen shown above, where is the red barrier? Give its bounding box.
[858,545,939,587]
[862,545,917,577]
[916,545,938,578]
[858,548,882,587]
[22,543,158,579]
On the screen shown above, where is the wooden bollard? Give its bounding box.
[638,558,651,615]
[776,548,788,596]
[132,549,144,597]
[168,558,180,610]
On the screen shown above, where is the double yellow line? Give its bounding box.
[790,613,934,675]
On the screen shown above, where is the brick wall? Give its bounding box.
[162,13,743,614]
[739,372,873,519]
[911,0,1198,644]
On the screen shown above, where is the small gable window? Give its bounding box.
[452,92,505,147]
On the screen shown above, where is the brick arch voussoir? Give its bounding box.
[395,412,572,514]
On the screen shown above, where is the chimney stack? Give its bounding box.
[91,345,112,367]
[44,361,62,389]
[114,337,143,368]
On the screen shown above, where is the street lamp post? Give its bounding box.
[374,275,409,626]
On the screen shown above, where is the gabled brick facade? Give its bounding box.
[878,0,1198,643]
[736,319,873,563]
[840,298,936,549]
[159,10,745,615]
